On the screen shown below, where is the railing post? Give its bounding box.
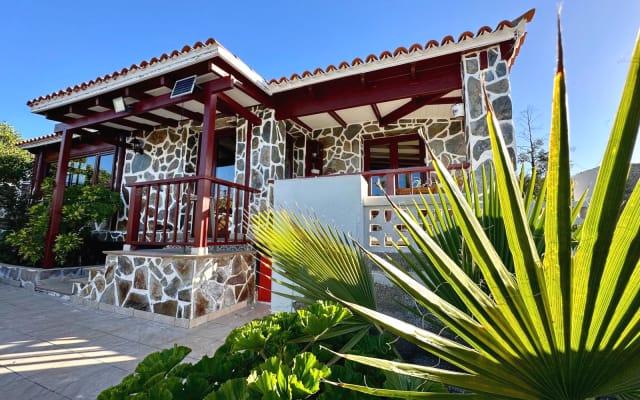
[125,186,143,249]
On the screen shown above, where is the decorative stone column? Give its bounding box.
[245,108,287,212]
[462,46,516,172]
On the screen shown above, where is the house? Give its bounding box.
[17,9,534,324]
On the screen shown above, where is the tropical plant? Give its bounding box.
[98,301,427,399]
[6,179,121,266]
[401,165,586,317]
[250,210,377,311]
[318,23,640,399]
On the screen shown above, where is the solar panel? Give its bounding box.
[170,75,197,99]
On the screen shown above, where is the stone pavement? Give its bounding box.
[0,283,270,399]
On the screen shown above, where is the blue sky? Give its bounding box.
[1,1,638,173]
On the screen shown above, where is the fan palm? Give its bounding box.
[323,22,640,399]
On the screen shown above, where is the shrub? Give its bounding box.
[6,179,121,266]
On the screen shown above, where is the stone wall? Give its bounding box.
[243,108,287,213]
[0,263,87,290]
[74,251,255,327]
[462,45,516,171]
[310,118,466,175]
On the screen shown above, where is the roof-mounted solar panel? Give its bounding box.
[170,75,197,98]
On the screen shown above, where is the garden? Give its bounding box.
[93,21,640,400]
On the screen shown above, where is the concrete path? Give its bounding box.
[0,283,270,399]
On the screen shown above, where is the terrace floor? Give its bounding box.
[0,283,270,399]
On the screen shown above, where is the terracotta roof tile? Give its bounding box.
[28,9,536,107]
[27,38,220,107]
[268,8,535,86]
[16,132,61,147]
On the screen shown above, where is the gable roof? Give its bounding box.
[21,8,534,146]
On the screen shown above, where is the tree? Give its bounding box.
[0,122,32,185]
[0,122,33,231]
[517,107,548,190]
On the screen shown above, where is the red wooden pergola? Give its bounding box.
[35,55,267,267]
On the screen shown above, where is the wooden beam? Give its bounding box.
[164,104,203,122]
[292,117,312,132]
[218,92,261,125]
[274,61,461,120]
[56,77,233,132]
[131,112,178,127]
[211,58,273,107]
[328,111,346,128]
[43,129,73,268]
[371,104,383,125]
[379,93,446,126]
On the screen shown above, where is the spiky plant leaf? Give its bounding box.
[328,22,640,399]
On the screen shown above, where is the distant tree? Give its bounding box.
[0,122,33,233]
[0,122,32,185]
[516,107,548,190]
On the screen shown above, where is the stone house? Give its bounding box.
[17,9,534,324]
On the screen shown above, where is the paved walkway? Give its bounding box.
[0,284,270,399]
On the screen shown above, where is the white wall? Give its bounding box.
[270,174,368,312]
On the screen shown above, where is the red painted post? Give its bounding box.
[43,129,73,268]
[192,92,218,250]
[125,186,143,247]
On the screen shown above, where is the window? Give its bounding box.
[364,134,425,195]
[46,152,116,187]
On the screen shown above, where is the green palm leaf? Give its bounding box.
[329,22,640,399]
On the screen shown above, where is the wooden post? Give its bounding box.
[43,129,73,268]
[125,185,143,249]
[192,92,218,252]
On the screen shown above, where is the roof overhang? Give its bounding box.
[269,22,524,94]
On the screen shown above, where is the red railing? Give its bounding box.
[125,176,259,248]
[361,162,471,196]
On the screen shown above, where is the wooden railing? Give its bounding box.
[361,162,471,196]
[125,176,259,248]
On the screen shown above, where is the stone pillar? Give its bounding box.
[247,108,287,213]
[462,46,516,172]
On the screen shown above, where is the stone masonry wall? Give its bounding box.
[74,251,255,322]
[463,45,516,171]
[310,118,466,175]
[244,108,287,213]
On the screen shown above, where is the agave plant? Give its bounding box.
[321,22,640,399]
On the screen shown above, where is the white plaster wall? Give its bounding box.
[271,174,368,312]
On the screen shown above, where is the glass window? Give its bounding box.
[97,154,114,186]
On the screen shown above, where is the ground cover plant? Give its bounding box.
[98,301,443,399]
